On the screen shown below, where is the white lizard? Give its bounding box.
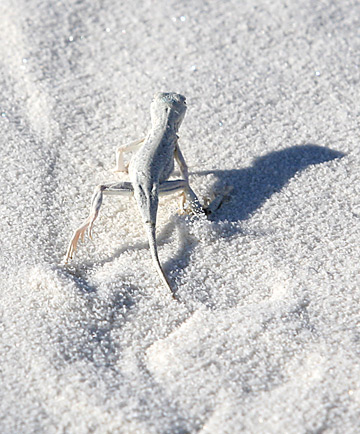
[65,92,205,298]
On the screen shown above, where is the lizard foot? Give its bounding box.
[64,222,89,264]
[64,212,98,264]
[203,185,233,216]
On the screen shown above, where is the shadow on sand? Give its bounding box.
[166,144,344,287]
[195,144,344,222]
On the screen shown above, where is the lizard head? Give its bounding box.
[150,92,187,132]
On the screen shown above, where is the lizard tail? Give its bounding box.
[145,223,176,299]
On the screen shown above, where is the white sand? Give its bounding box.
[1,0,359,432]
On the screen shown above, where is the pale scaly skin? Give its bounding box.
[65,92,204,299]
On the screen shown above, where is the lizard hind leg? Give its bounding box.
[65,182,134,263]
[158,180,204,215]
[64,185,105,263]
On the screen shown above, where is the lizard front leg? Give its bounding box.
[158,180,204,215]
[173,145,204,214]
[112,138,145,173]
[174,143,189,183]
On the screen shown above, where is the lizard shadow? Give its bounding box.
[169,144,344,302]
[195,144,344,225]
